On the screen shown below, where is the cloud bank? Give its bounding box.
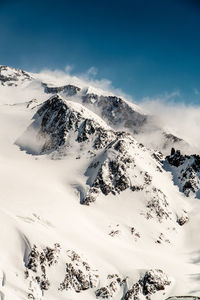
[139,96,200,154]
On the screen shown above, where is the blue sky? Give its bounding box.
[0,0,200,103]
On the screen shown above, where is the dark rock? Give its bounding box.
[82,137,135,204]
[43,83,80,96]
[59,250,98,293]
[25,244,61,296]
[95,274,122,299]
[124,269,171,300]
[177,215,189,226]
[29,95,115,154]
[82,93,147,133]
[166,149,200,198]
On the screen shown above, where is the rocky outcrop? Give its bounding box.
[25,243,61,299]
[83,135,171,223]
[43,83,80,96]
[25,245,99,299]
[96,269,171,300]
[82,93,147,134]
[124,269,171,300]
[21,95,116,155]
[25,244,170,300]
[59,250,99,292]
[81,92,187,154]
[166,148,200,198]
[95,274,123,299]
[42,87,147,134]
[83,136,136,204]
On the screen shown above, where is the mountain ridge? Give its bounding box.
[0,65,187,154]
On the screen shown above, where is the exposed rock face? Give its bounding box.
[25,244,170,300]
[43,86,146,133]
[141,269,171,296]
[25,244,61,299]
[25,245,99,299]
[95,274,123,299]
[95,270,171,300]
[26,243,61,274]
[144,187,171,222]
[28,95,115,154]
[82,93,147,134]
[124,269,171,300]
[81,92,186,153]
[42,84,148,137]
[43,83,80,96]
[59,250,99,292]
[166,148,200,198]
[0,66,32,86]
[83,136,136,204]
[83,135,172,224]
[177,214,189,226]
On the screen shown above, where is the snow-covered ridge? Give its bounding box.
[42,82,81,96]
[17,94,116,155]
[40,80,148,135]
[0,65,32,86]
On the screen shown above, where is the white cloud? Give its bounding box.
[35,65,133,100]
[140,97,200,154]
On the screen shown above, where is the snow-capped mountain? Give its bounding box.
[0,65,32,86]
[0,65,187,153]
[0,65,200,300]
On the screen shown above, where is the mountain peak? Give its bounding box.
[0,65,32,86]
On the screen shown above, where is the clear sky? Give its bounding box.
[0,0,200,103]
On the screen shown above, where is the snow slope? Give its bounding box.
[0,66,200,300]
